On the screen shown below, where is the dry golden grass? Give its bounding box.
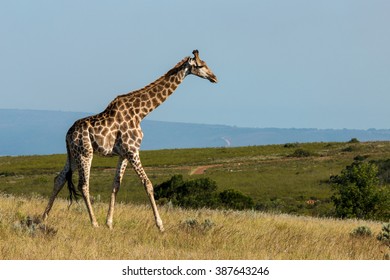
[0,194,388,260]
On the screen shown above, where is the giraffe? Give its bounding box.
[42,50,217,232]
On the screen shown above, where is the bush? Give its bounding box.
[219,189,254,210]
[354,155,368,161]
[377,222,390,246]
[288,149,313,158]
[284,143,299,148]
[348,138,360,143]
[342,146,355,152]
[13,215,57,237]
[330,161,390,221]
[350,226,372,237]
[176,178,220,209]
[371,159,390,184]
[154,175,219,209]
[154,175,254,210]
[154,175,186,200]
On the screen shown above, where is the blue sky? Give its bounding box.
[1,0,389,129]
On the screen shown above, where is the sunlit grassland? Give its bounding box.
[0,194,388,260]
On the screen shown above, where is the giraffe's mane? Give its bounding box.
[120,56,190,98]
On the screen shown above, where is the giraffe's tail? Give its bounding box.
[66,169,79,206]
[65,141,80,206]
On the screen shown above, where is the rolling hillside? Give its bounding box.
[0,141,389,260]
[1,141,390,220]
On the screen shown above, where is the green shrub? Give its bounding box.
[154,175,219,209]
[284,143,299,148]
[155,175,254,210]
[288,149,313,158]
[342,146,355,152]
[0,171,16,177]
[177,178,220,209]
[330,161,390,221]
[350,226,372,237]
[377,222,390,246]
[154,175,186,200]
[13,215,57,237]
[219,189,254,210]
[348,138,360,143]
[371,159,390,184]
[353,155,368,162]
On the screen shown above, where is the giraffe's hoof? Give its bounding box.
[156,218,164,232]
[92,222,99,228]
[106,222,113,230]
[158,225,165,233]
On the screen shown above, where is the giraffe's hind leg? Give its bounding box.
[106,157,128,229]
[128,151,164,232]
[76,154,99,227]
[42,160,71,221]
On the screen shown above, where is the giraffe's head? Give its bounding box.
[187,50,218,83]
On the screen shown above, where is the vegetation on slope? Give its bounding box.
[1,141,390,219]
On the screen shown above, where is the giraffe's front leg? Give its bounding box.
[106,157,128,229]
[129,151,164,232]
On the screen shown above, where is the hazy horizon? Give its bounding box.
[2,107,389,131]
[2,108,390,156]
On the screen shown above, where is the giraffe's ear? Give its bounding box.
[192,50,201,65]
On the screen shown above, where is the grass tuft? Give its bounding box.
[180,218,215,234]
[13,215,57,238]
[350,226,372,238]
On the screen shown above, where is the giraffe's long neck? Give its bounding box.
[115,59,190,123]
[138,67,188,120]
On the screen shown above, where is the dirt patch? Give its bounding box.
[190,164,223,175]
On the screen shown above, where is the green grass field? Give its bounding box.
[1,141,390,218]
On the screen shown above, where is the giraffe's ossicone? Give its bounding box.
[42,50,218,231]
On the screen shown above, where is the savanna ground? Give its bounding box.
[0,195,388,259]
[0,141,389,259]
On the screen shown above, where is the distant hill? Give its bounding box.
[1,109,390,156]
